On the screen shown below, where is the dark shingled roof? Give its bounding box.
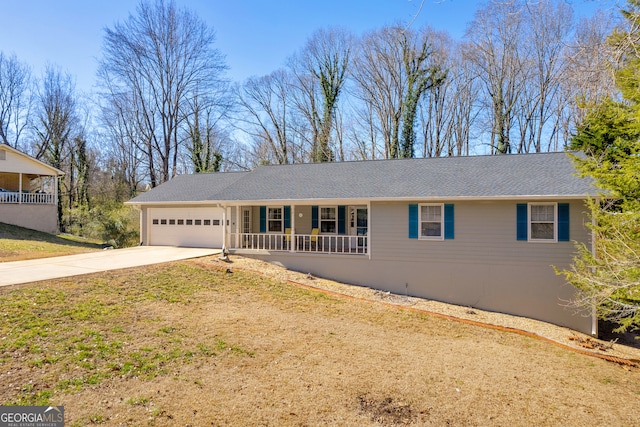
[127,152,595,204]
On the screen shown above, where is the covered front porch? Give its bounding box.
[0,172,59,205]
[227,204,369,255]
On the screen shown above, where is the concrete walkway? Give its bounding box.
[0,246,221,287]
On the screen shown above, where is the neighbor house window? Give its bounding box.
[320,207,337,233]
[419,204,444,239]
[529,203,556,241]
[268,207,283,232]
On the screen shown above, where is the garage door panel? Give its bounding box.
[149,207,223,248]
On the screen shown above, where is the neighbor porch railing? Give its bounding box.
[232,232,368,255]
[0,191,56,205]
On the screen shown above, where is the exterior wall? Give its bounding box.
[0,148,58,175]
[240,199,594,335]
[247,205,314,234]
[0,204,58,234]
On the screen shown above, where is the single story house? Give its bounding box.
[0,144,63,234]
[126,152,597,335]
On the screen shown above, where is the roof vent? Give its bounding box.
[0,150,5,160]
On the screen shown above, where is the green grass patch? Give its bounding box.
[0,262,259,406]
[0,222,103,261]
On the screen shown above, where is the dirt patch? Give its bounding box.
[358,395,421,425]
[222,255,640,364]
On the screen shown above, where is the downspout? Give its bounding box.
[18,173,22,204]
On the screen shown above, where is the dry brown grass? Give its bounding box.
[1,255,639,426]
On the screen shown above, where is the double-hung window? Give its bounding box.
[268,207,283,232]
[420,203,444,240]
[529,203,556,241]
[320,206,337,233]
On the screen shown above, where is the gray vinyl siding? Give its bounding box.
[248,205,314,235]
[370,200,589,266]
[246,199,594,334]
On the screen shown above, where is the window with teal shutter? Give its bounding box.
[408,204,418,239]
[517,204,527,241]
[444,204,454,239]
[259,206,266,233]
[558,203,570,241]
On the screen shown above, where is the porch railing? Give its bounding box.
[0,192,56,205]
[232,232,368,255]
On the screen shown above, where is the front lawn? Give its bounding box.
[0,223,103,261]
[0,258,638,426]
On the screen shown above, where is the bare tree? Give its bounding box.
[236,70,295,165]
[351,26,405,159]
[99,91,145,198]
[561,10,617,138]
[33,65,78,230]
[290,27,352,162]
[185,96,222,173]
[512,0,574,153]
[352,25,446,159]
[418,29,457,157]
[400,28,446,158]
[0,52,32,149]
[464,0,530,154]
[98,0,227,186]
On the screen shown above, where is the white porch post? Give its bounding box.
[235,206,240,249]
[367,201,372,260]
[222,206,227,252]
[54,175,58,204]
[290,205,296,253]
[18,173,22,204]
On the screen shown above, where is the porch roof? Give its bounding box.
[127,151,596,205]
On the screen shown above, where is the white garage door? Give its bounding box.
[148,207,224,248]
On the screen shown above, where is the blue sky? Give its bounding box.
[0,0,619,94]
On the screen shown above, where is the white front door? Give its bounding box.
[349,206,368,248]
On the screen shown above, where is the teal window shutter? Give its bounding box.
[517,204,527,241]
[338,205,346,234]
[408,204,418,239]
[284,206,291,229]
[444,204,454,240]
[558,203,570,241]
[312,206,318,229]
[259,206,266,233]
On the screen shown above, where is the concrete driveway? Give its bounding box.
[0,246,220,287]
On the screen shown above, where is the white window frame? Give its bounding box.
[319,206,337,234]
[528,202,557,242]
[419,203,444,240]
[267,206,283,233]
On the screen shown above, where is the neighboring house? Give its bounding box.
[126,152,597,335]
[0,144,63,234]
